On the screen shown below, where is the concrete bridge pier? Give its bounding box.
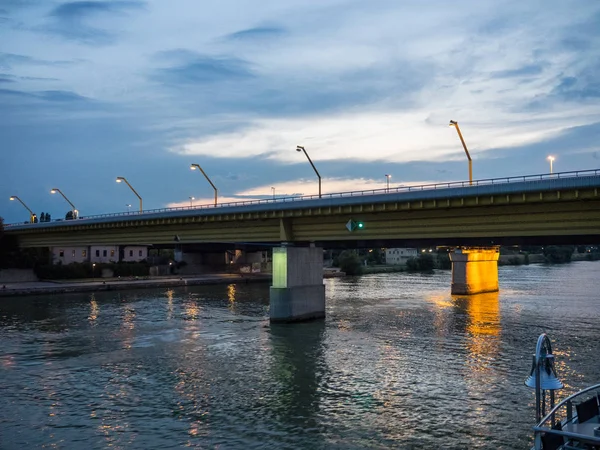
[174,248,228,274]
[449,247,500,295]
[270,246,325,323]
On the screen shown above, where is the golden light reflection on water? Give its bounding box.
[427,294,454,311]
[426,293,454,341]
[372,343,402,413]
[466,292,501,337]
[337,319,351,332]
[464,292,501,373]
[88,294,99,323]
[96,366,139,446]
[174,365,211,445]
[1,354,15,368]
[428,291,502,373]
[166,289,174,320]
[185,300,200,320]
[122,306,136,330]
[227,283,236,312]
[120,303,136,350]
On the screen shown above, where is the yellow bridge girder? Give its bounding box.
[7,186,600,247]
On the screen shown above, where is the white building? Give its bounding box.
[122,246,148,262]
[90,245,119,263]
[51,246,89,265]
[385,248,418,266]
[50,245,149,264]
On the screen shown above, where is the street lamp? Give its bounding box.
[385,174,391,192]
[9,195,35,222]
[449,120,473,185]
[50,188,78,217]
[126,204,132,213]
[189,196,195,207]
[271,187,275,199]
[296,145,322,198]
[116,177,143,212]
[190,163,218,206]
[547,156,555,174]
[525,333,563,423]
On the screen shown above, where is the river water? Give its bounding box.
[1,262,599,449]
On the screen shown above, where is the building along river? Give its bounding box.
[1,261,599,449]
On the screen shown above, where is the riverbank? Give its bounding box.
[0,273,273,298]
[0,270,351,298]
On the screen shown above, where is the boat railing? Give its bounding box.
[532,383,600,448]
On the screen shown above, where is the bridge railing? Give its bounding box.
[5,169,600,226]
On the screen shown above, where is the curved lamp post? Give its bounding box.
[51,188,77,216]
[547,155,555,174]
[296,145,322,198]
[449,120,473,185]
[190,163,218,206]
[9,195,35,222]
[116,177,142,212]
[525,333,563,423]
[385,174,391,192]
[189,196,195,207]
[271,187,275,199]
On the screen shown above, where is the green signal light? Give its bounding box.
[357,222,364,229]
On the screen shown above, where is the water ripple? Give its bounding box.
[0,262,599,449]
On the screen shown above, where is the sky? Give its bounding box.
[1,0,600,224]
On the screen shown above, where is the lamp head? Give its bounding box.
[296,146,304,152]
[449,120,457,127]
[385,174,391,178]
[116,177,124,183]
[50,189,57,194]
[189,196,195,200]
[525,354,563,390]
[547,156,555,162]
[9,196,15,200]
[190,164,197,170]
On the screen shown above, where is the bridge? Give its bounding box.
[5,170,600,322]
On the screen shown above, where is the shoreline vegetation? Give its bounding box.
[333,246,600,276]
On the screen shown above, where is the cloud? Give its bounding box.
[43,0,146,45]
[224,26,287,41]
[0,87,92,102]
[149,48,432,121]
[0,52,75,70]
[50,1,144,20]
[38,90,90,102]
[169,99,600,166]
[153,53,255,84]
[166,176,441,209]
[490,64,545,79]
[0,88,36,99]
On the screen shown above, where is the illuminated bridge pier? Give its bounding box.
[270,246,325,323]
[449,247,500,295]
